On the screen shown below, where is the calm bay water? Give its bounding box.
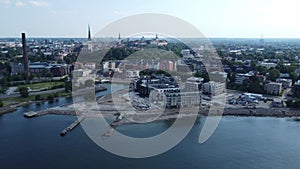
[1,84,300,169]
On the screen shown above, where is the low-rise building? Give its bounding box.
[11,63,24,75]
[235,73,253,85]
[276,78,292,89]
[295,68,300,75]
[103,61,116,71]
[11,62,67,77]
[272,99,284,108]
[181,49,191,57]
[265,82,282,95]
[126,70,140,79]
[260,62,277,69]
[279,73,290,78]
[185,77,203,91]
[211,71,228,80]
[165,91,201,108]
[134,76,178,98]
[50,64,67,77]
[29,62,67,77]
[292,81,300,98]
[72,69,92,77]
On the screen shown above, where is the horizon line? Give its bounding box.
[2,36,300,39]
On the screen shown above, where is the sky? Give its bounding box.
[1,0,300,38]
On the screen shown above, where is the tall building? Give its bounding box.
[22,33,29,79]
[259,34,264,46]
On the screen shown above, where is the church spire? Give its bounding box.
[88,24,91,41]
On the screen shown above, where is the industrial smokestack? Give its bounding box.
[22,33,29,80]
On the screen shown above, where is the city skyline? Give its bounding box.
[1,0,300,38]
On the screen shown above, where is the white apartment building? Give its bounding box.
[202,81,226,96]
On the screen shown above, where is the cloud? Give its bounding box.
[50,10,72,16]
[113,10,120,15]
[29,0,48,7]
[0,0,11,5]
[15,1,26,7]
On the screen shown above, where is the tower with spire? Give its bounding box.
[87,25,93,51]
[88,25,91,41]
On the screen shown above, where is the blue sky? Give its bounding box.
[1,0,300,38]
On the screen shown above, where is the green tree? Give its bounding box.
[194,71,209,83]
[289,72,298,83]
[114,49,122,60]
[254,66,268,75]
[247,76,264,94]
[19,87,29,98]
[46,72,53,78]
[64,81,72,92]
[35,95,42,101]
[268,68,280,81]
[57,59,64,64]
[228,73,236,83]
[47,95,54,102]
[53,93,59,98]
[85,79,95,87]
[29,74,36,80]
[0,99,3,107]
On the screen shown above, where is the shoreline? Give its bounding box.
[0,106,17,115]
[2,86,300,119]
[0,84,108,116]
[24,105,300,119]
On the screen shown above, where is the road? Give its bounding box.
[0,88,65,99]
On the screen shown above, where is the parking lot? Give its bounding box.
[202,90,283,109]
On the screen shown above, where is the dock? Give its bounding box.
[60,116,85,136]
[24,111,38,118]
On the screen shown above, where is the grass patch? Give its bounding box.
[17,82,65,90]
[3,91,71,106]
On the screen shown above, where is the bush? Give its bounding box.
[19,87,29,98]
[285,100,300,108]
[0,99,3,107]
[35,95,42,101]
[51,84,65,90]
[47,95,54,101]
[53,93,59,98]
[285,100,294,107]
[294,100,300,108]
